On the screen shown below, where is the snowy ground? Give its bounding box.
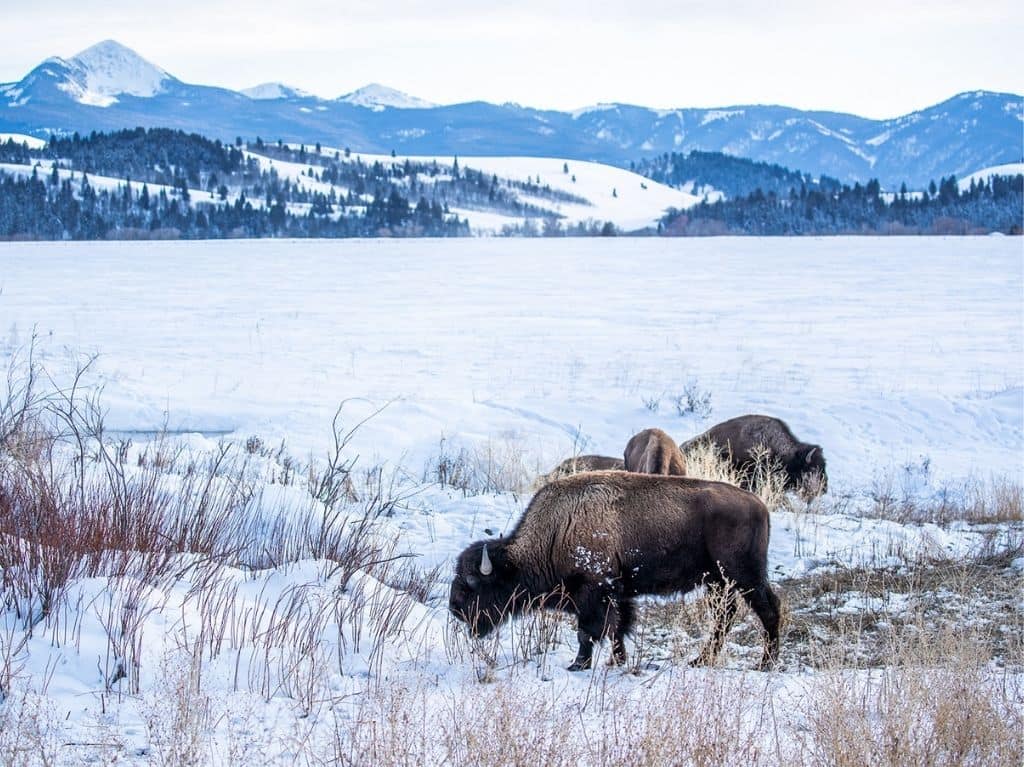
[0,236,1022,764]
[1,237,1018,486]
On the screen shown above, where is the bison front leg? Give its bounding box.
[567,585,625,672]
[569,629,596,672]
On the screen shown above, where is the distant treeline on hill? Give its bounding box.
[637,149,1022,235]
[633,150,833,200]
[658,174,1023,236]
[0,128,1020,239]
[0,128,482,239]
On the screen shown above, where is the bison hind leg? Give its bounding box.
[742,583,781,670]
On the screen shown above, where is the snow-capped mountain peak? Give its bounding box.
[61,40,170,107]
[241,82,313,100]
[338,83,436,111]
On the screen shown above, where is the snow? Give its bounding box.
[56,40,170,107]
[341,149,704,231]
[570,103,620,119]
[0,237,1021,761]
[338,83,437,110]
[241,82,313,100]
[0,132,46,149]
[0,237,1018,486]
[701,109,745,125]
[958,162,1024,191]
[865,130,891,146]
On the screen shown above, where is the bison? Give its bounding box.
[449,471,780,671]
[532,454,624,488]
[686,414,827,499]
[623,428,687,476]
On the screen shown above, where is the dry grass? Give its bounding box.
[683,439,790,511]
[0,688,61,767]
[424,434,537,495]
[797,638,1023,767]
[777,537,1024,671]
[863,471,1023,525]
[327,669,773,767]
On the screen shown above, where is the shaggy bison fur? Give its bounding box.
[623,428,687,476]
[449,471,780,671]
[533,454,624,488]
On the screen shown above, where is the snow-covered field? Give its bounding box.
[0,236,1022,764]
[1,237,1018,484]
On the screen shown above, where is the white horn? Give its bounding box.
[805,447,818,464]
[480,544,493,576]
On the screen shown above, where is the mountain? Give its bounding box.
[241,82,313,100]
[1,41,1021,188]
[338,84,437,110]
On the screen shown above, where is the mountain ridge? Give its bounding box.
[1,41,1020,188]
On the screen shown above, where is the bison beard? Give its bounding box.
[449,472,781,671]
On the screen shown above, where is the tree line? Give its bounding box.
[659,173,1023,236]
[0,130,476,239]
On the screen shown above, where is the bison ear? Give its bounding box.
[479,544,493,576]
[805,447,818,465]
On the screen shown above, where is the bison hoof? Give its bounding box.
[689,655,712,668]
[567,660,592,672]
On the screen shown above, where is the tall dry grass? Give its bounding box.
[683,439,790,510]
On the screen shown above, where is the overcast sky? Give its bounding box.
[2,1,1021,118]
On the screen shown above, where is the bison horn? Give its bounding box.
[805,447,818,464]
[480,544,493,576]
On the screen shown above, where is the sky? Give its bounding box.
[1,1,1022,118]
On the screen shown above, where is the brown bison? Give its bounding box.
[686,414,827,498]
[533,454,624,488]
[624,428,687,476]
[449,471,780,671]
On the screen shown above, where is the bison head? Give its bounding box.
[449,540,524,636]
[791,445,828,499]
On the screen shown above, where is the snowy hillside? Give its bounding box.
[959,162,1024,190]
[0,132,46,149]
[305,147,708,231]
